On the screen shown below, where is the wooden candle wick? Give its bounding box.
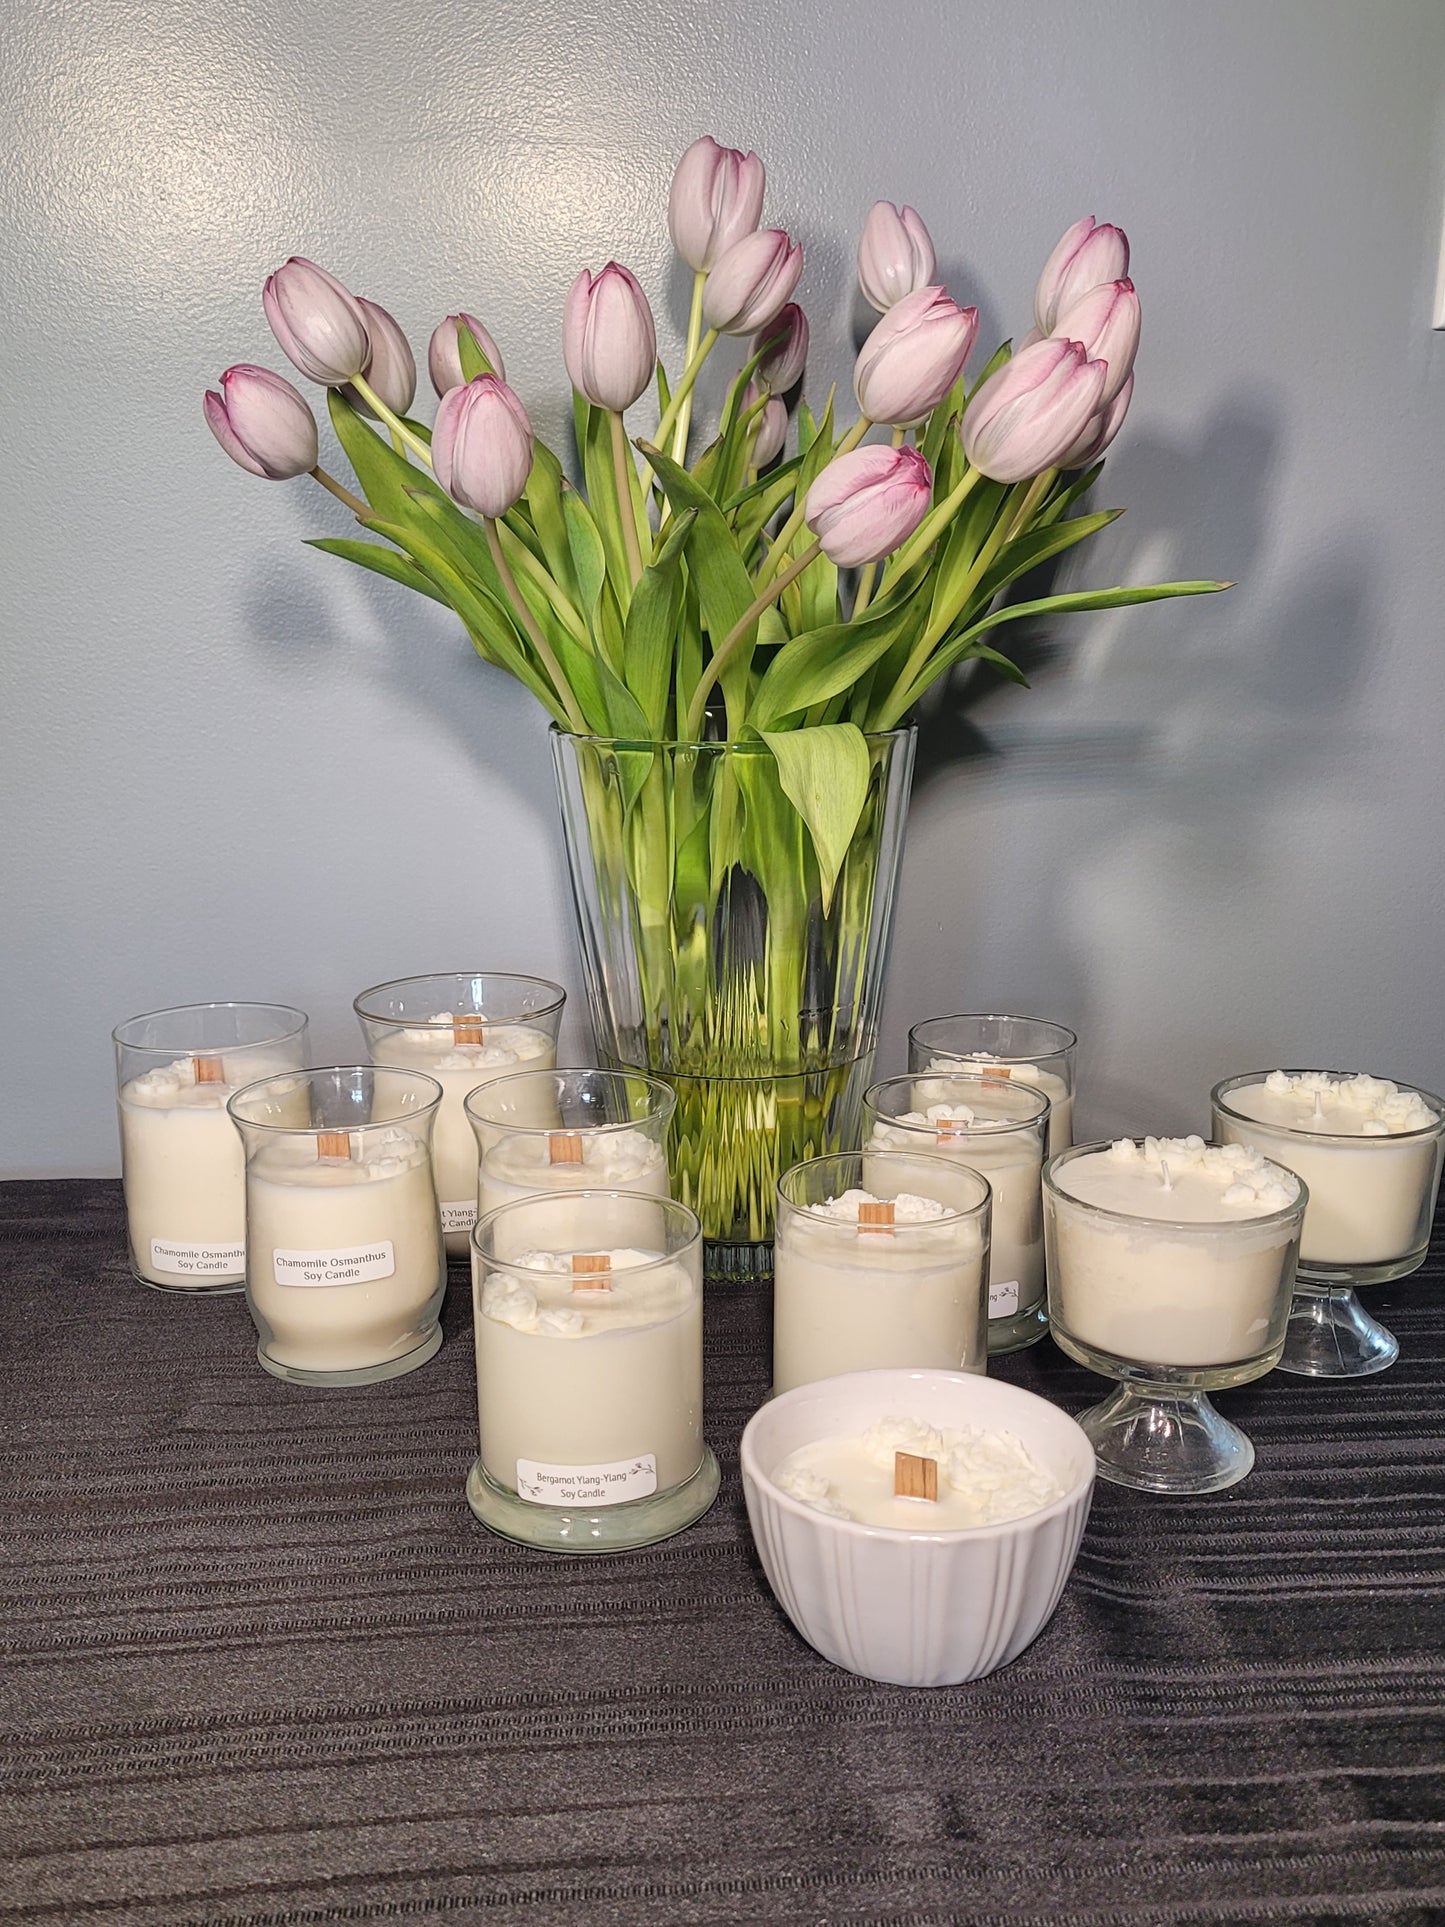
[935,1116,967,1145]
[894,1451,939,1502]
[571,1253,612,1290]
[858,1199,896,1236]
[549,1131,585,1165]
[452,1017,485,1046]
[193,1055,226,1084]
[317,1132,352,1162]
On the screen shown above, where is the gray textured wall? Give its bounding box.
[4,0,1444,1174]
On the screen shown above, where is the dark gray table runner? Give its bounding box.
[3,1179,1443,1924]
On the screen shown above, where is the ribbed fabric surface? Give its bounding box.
[2,1180,1444,1924]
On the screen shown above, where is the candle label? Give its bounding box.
[988,1278,1021,1318]
[440,1200,477,1236]
[150,1238,245,1277]
[272,1242,396,1288]
[514,1453,658,1507]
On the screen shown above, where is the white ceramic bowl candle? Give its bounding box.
[1043,1136,1306,1494]
[113,1002,310,1294]
[1212,1070,1445,1378]
[229,1066,446,1386]
[864,1072,1050,1355]
[354,972,566,1256]
[908,1013,1077,1153]
[469,1190,718,1552]
[772,1151,990,1393]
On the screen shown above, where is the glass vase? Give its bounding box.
[551,726,916,1278]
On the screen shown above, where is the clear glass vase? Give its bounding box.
[551,727,916,1278]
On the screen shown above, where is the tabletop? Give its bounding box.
[3,1179,1444,1925]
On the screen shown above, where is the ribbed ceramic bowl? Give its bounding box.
[741,1368,1094,1687]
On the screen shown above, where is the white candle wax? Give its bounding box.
[477,1128,669,1246]
[1217,1072,1443,1267]
[475,1247,703,1501]
[772,1189,986,1393]
[774,1415,1063,1530]
[369,1017,557,1252]
[1048,1137,1300,1367]
[118,1054,305,1285]
[245,1127,444,1372]
[917,1056,1073,1151]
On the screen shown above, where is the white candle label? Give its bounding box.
[988,1278,1021,1318]
[272,1243,396,1289]
[514,1453,658,1507]
[150,1239,245,1277]
[440,1200,477,1235]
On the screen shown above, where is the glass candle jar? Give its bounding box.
[772,1150,991,1394]
[354,972,566,1256]
[113,1002,309,1294]
[1212,1070,1445,1378]
[465,1068,674,1245]
[228,1066,446,1386]
[469,1190,717,1552]
[864,1072,1050,1354]
[907,1013,1078,1153]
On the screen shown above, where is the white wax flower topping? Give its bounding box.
[776,1416,1065,1529]
[927,1053,1048,1086]
[481,1275,540,1331]
[943,1427,1061,1516]
[809,1187,949,1225]
[490,1128,663,1183]
[360,1126,430,1179]
[392,1013,551,1069]
[1104,1135,1298,1211]
[535,1308,585,1336]
[1261,1070,1434,1134]
[776,1465,854,1518]
[512,1246,658,1274]
[862,1416,946,1466]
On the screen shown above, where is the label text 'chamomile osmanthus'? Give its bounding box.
[151,1239,245,1276]
[272,1243,395,1288]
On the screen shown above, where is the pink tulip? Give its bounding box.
[742,381,787,466]
[262,255,371,386]
[563,263,657,411]
[432,374,534,518]
[1057,371,1134,468]
[753,302,808,392]
[428,312,506,397]
[702,229,803,336]
[805,444,933,568]
[1049,278,1139,405]
[342,297,416,418]
[203,364,318,480]
[857,201,936,312]
[854,287,978,427]
[961,337,1108,483]
[668,135,766,272]
[1033,216,1130,334]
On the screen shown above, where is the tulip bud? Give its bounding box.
[203,364,318,480]
[262,255,371,386]
[563,263,657,411]
[702,229,803,336]
[1033,216,1130,335]
[853,287,978,428]
[668,135,767,272]
[432,374,534,519]
[341,297,417,418]
[752,303,808,393]
[804,444,933,568]
[742,381,787,466]
[428,312,506,397]
[1049,278,1139,406]
[1056,371,1134,469]
[961,337,1108,484]
[857,201,937,312]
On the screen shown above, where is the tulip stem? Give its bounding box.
[484,517,587,733]
[350,374,434,468]
[609,409,645,586]
[309,466,370,518]
[684,538,823,741]
[651,328,721,467]
[669,270,709,466]
[755,416,871,590]
[1003,467,1058,543]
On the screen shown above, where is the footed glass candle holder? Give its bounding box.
[469,1191,718,1552]
[1212,1070,1445,1378]
[908,1013,1077,1153]
[1043,1137,1306,1493]
[229,1066,446,1386]
[354,971,566,1257]
[113,1002,309,1294]
[864,1071,1050,1354]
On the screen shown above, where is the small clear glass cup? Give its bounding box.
[354,972,566,1257]
[1212,1071,1445,1378]
[1043,1139,1307,1493]
[228,1065,446,1387]
[112,1002,309,1294]
[465,1068,674,1245]
[772,1150,991,1394]
[864,1071,1051,1354]
[469,1190,718,1552]
[907,1013,1078,1154]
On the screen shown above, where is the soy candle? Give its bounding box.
[355,972,565,1254]
[113,1003,309,1292]
[908,1013,1077,1152]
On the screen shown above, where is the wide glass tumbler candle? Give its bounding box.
[113,1002,309,1293]
[1212,1070,1445,1378]
[772,1151,991,1394]
[465,1068,674,1245]
[229,1066,446,1386]
[864,1072,1050,1355]
[354,972,566,1257]
[908,1013,1077,1153]
[1044,1137,1306,1493]
[469,1191,718,1552]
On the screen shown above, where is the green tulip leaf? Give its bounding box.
[624,510,695,735]
[456,320,498,382]
[751,590,925,730]
[306,538,447,604]
[760,722,871,914]
[972,509,1122,607]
